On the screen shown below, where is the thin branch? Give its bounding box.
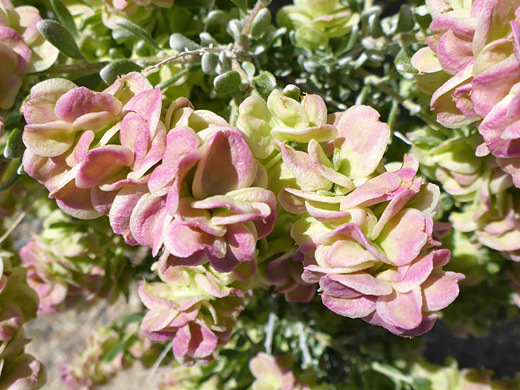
[146,339,173,382]
[236,0,264,51]
[264,311,277,354]
[28,62,109,76]
[142,45,229,75]
[297,321,312,367]
[354,68,448,133]
[0,186,44,245]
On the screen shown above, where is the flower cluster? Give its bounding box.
[139,264,244,366]
[157,365,219,390]
[412,0,520,186]
[60,320,165,390]
[409,358,520,390]
[0,251,46,390]
[23,73,276,275]
[249,353,314,390]
[0,0,58,123]
[19,209,133,314]
[408,127,520,261]
[276,0,359,51]
[238,90,464,336]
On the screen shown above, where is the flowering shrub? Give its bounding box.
[0,0,519,388]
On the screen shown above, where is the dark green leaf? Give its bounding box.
[3,128,25,159]
[213,70,241,94]
[116,18,161,51]
[50,0,78,36]
[73,73,103,90]
[0,158,21,191]
[102,337,129,363]
[412,378,432,390]
[100,60,143,85]
[119,313,144,327]
[396,5,415,33]
[169,33,201,51]
[156,68,190,89]
[37,20,85,60]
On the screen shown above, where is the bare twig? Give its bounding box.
[0,186,44,245]
[146,340,173,382]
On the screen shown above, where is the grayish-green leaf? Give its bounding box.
[201,52,219,75]
[116,18,161,51]
[50,0,78,37]
[253,71,276,91]
[169,33,201,51]
[37,20,85,60]
[251,8,271,39]
[214,70,241,94]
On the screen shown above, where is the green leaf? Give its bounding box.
[241,61,255,78]
[3,128,25,159]
[37,20,85,60]
[395,49,418,75]
[396,5,415,33]
[102,336,130,363]
[116,18,161,51]
[50,0,78,37]
[119,313,144,327]
[100,60,143,85]
[169,33,201,52]
[73,73,103,90]
[0,158,22,191]
[253,71,276,91]
[251,8,271,39]
[412,378,432,390]
[156,68,190,89]
[282,84,300,100]
[227,19,243,42]
[230,0,247,11]
[213,70,241,94]
[201,52,219,75]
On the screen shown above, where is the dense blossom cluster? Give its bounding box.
[22,73,465,342]
[412,0,520,186]
[139,264,244,365]
[0,252,46,390]
[19,209,133,313]
[238,90,464,336]
[60,321,165,389]
[0,0,58,126]
[2,0,519,386]
[410,358,520,389]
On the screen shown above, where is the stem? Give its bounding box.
[143,50,205,75]
[142,45,229,75]
[0,186,44,245]
[371,362,414,385]
[203,0,216,33]
[237,0,264,51]
[264,311,276,355]
[297,321,312,367]
[355,68,447,133]
[146,340,173,382]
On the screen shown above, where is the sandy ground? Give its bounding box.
[24,288,162,390]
